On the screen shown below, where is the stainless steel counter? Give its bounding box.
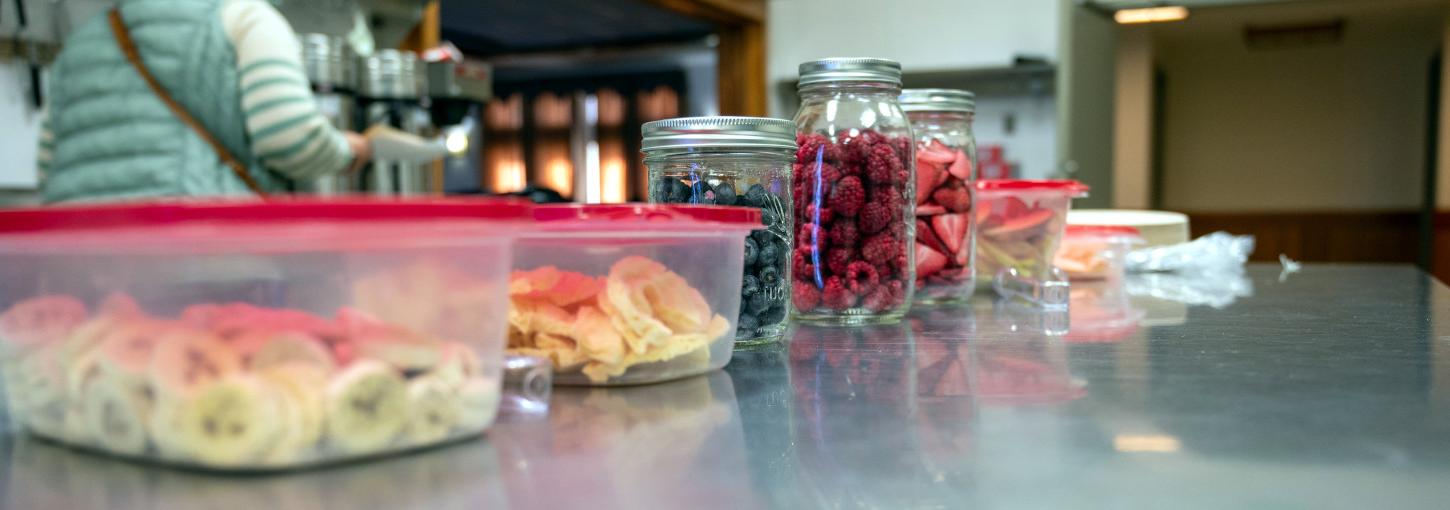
[4,264,1450,509]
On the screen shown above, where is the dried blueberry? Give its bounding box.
[742,274,760,297]
[747,291,771,314]
[745,184,769,208]
[759,265,780,287]
[760,303,786,325]
[737,313,759,333]
[715,183,737,206]
[751,229,773,246]
[757,241,780,267]
[668,179,691,203]
[743,236,759,266]
[761,206,779,228]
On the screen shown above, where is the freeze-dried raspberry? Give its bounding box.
[873,185,904,211]
[826,247,854,276]
[861,232,896,265]
[797,223,827,252]
[821,276,855,310]
[861,285,895,312]
[797,133,841,165]
[793,280,822,311]
[829,220,858,248]
[791,249,812,278]
[805,203,834,225]
[891,137,912,164]
[846,261,879,296]
[828,176,865,217]
[866,143,903,184]
[799,161,841,188]
[858,201,892,234]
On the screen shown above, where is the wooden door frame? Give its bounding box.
[644,0,767,116]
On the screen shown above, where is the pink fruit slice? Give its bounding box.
[975,201,994,225]
[918,140,956,164]
[916,161,943,205]
[932,186,971,213]
[983,209,1054,238]
[932,214,969,255]
[947,151,972,180]
[1003,197,1029,218]
[916,204,946,216]
[916,243,948,278]
[916,219,949,255]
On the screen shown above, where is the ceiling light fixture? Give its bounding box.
[1114,6,1189,24]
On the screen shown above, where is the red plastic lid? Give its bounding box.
[532,203,762,230]
[0,197,533,234]
[1065,224,1142,238]
[975,179,1090,196]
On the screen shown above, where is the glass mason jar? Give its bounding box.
[791,58,916,325]
[901,89,977,304]
[643,117,797,346]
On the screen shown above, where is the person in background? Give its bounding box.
[36,0,371,203]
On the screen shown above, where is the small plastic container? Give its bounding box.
[1055,225,1144,281]
[510,204,759,386]
[0,199,530,471]
[974,179,1089,286]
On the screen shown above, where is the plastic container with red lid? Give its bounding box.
[974,179,1089,287]
[509,203,760,386]
[0,198,530,471]
[1055,225,1145,281]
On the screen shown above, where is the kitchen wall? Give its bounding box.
[1156,0,1444,212]
[764,0,1062,178]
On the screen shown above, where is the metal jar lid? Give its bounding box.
[797,58,902,87]
[641,116,798,152]
[899,88,976,113]
[359,49,422,99]
[300,33,352,89]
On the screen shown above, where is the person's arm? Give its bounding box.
[222,0,368,180]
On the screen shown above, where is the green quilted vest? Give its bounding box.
[43,0,287,203]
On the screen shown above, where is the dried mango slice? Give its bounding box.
[535,333,586,370]
[599,291,671,355]
[510,266,562,296]
[642,271,712,335]
[574,306,625,366]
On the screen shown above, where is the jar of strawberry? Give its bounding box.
[900,89,977,304]
[791,58,916,324]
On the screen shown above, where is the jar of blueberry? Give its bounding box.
[791,58,916,325]
[643,116,796,346]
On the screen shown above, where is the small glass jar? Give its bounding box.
[791,58,916,325]
[901,89,977,304]
[643,117,796,346]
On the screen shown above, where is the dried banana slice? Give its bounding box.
[433,342,482,389]
[325,360,409,454]
[257,363,329,464]
[402,375,459,445]
[243,331,336,373]
[170,375,283,467]
[78,372,152,456]
[148,329,242,395]
[0,295,89,358]
[454,377,500,432]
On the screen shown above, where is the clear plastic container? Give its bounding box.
[0,199,530,471]
[510,204,759,386]
[1055,225,1144,281]
[901,89,977,304]
[642,116,796,346]
[974,179,1089,286]
[791,58,916,325]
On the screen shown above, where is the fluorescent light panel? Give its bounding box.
[1114,6,1189,24]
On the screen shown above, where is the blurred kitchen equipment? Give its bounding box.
[358,48,432,194]
[297,33,358,195]
[1068,209,1190,248]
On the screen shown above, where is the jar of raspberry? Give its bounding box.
[791,58,916,324]
[642,116,797,345]
[900,89,977,304]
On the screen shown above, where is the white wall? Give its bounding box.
[0,63,43,190]
[765,0,1059,117]
[1157,0,1444,212]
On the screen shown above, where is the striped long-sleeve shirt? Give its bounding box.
[37,0,353,181]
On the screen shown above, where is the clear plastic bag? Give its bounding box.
[1125,232,1255,274]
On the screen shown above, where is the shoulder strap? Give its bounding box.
[107,8,268,197]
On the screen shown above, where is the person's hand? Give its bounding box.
[345,131,372,173]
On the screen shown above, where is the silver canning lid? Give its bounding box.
[359,49,422,99]
[900,88,975,113]
[797,58,902,87]
[300,33,352,88]
[641,116,798,152]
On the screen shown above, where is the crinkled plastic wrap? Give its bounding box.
[1123,271,1254,308]
[1125,232,1255,274]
